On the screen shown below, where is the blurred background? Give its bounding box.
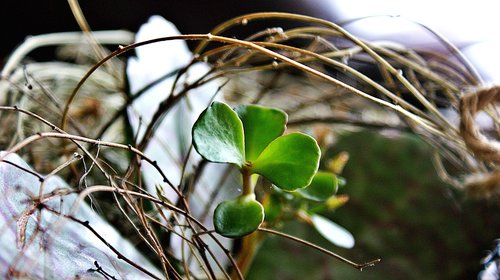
[3,0,500,83]
[2,1,499,279]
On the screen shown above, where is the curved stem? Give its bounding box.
[258,227,381,271]
[194,12,453,128]
[60,30,440,137]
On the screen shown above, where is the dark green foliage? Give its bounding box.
[247,130,500,279]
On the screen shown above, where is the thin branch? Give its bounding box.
[60,31,441,138]
[288,115,411,132]
[258,227,381,271]
[42,206,162,280]
[0,159,44,182]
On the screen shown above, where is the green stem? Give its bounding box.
[229,165,261,278]
[242,165,253,196]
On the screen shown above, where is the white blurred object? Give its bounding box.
[439,108,494,130]
[126,15,233,275]
[330,0,499,47]
[0,152,161,279]
[126,15,223,201]
[311,214,355,249]
[127,15,193,86]
[478,239,500,280]
[480,262,499,280]
[462,41,500,84]
[326,0,500,83]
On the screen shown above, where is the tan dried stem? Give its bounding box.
[459,86,500,198]
[464,172,500,199]
[459,86,500,163]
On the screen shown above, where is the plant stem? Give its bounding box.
[242,165,253,196]
[230,165,261,278]
[231,232,263,278]
[258,227,381,271]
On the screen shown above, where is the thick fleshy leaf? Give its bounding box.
[213,194,264,238]
[251,133,320,191]
[297,171,338,202]
[311,214,355,248]
[192,102,245,167]
[234,104,287,162]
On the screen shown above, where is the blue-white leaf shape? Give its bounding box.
[0,152,161,278]
[311,214,355,249]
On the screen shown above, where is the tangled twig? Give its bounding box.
[460,86,500,198]
[460,86,500,163]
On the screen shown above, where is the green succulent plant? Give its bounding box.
[192,101,322,237]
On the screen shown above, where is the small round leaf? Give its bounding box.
[311,214,355,248]
[297,171,338,202]
[192,102,245,167]
[251,133,320,191]
[213,194,264,238]
[235,104,287,162]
